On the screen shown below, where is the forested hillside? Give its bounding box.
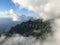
[7,19,52,40]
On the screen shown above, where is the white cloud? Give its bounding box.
[12,0,60,21]
[9,9,20,21]
[0,34,41,45]
[0,9,20,21]
[0,11,9,18]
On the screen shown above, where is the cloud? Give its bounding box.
[12,0,48,11]
[0,11,9,18]
[0,9,20,21]
[9,9,20,21]
[12,0,60,21]
[0,34,41,45]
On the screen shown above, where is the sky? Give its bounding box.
[1,0,60,21]
[0,0,37,19]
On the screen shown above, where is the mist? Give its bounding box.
[0,34,41,45]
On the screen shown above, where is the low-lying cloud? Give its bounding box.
[0,9,20,21]
[0,34,41,45]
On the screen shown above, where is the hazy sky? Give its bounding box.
[0,0,37,18]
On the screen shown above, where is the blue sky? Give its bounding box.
[0,0,37,18]
[0,0,15,11]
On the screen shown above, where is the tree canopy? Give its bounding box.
[7,19,52,40]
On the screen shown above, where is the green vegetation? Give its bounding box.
[8,19,52,40]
